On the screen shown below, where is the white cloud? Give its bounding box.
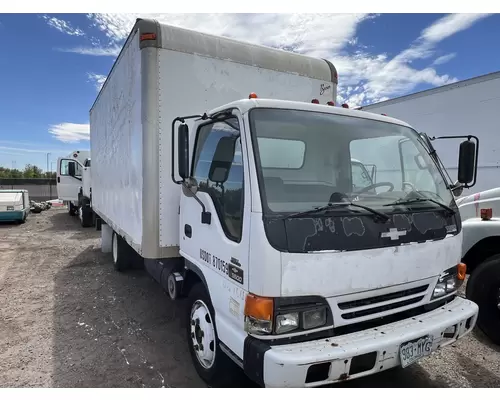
[85,13,370,55]
[432,53,457,66]
[0,145,63,154]
[49,13,492,108]
[420,13,492,43]
[48,123,90,143]
[87,73,107,92]
[42,15,85,37]
[339,13,491,106]
[56,45,121,57]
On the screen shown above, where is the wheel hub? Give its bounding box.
[190,300,216,369]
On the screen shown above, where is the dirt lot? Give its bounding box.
[1,208,500,388]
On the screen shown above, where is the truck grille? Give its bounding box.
[338,284,429,320]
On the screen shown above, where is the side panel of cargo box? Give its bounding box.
[90,29,144,253]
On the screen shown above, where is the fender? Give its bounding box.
[461,218,500,256]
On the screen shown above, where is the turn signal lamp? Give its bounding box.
[244,293,273,334]
[480,208,493,221]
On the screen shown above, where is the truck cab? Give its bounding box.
[456,188,500,345]
[56,150,94,227]
[171,97,479,387]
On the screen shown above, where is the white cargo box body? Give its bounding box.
[0,190,29,222]
[90,18,338,259]
[359,72,500,196]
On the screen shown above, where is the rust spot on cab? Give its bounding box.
[339,373,349,381]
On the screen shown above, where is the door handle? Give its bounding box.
[184,224,192,238]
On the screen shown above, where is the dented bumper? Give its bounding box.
[258,297,478,387]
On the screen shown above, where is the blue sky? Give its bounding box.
[0,13,498,171]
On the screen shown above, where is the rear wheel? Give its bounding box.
[112,231,133,272]
[186,283,237,387]
[80,199,94,228]
[466,254,500,345]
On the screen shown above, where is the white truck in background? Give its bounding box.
[56,150,94,227]
[359,71,500,345]
[90,18,479,387]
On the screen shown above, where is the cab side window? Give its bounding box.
[192,118,244,242]
[60,160,82,177]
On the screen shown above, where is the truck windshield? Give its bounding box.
[249,108,453,215]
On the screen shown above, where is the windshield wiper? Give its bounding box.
[383,197,455,215]
[284,202,390,222]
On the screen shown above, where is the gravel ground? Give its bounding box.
[0,208,499,388]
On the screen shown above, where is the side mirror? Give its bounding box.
[178,124,190,180]
[457,140,476,185]
[208,136,237,184]
[68,162,76,177]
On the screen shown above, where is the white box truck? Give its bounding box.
[359,71,500,345]
[90,18,479,387]
[56,150,94,227]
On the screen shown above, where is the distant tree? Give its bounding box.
[23,164,43,178]
[9,169,23,178]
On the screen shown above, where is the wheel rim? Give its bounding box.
[112,234,118,264]
[496,288,500,312]
[168,274,176,298]
[190,299,216,369]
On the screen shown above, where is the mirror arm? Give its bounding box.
[171,113,210,185]
[182,182,212,225]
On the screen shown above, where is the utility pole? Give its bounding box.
[46,153,51,175]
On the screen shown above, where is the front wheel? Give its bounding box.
[466,254,500,345]
[112,231,133,272]
[186,283,237,387]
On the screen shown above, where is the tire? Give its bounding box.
[186,283,237,387]
[466,254,500,345]
[80,200,94,228]
[112,231,133,272]
[68,203,77,216]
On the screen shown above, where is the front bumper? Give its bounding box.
[252,297,478,387]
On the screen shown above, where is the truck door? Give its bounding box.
[179,111,250,358]
[56,157,82,201]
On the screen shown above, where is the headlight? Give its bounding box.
[275,307,328,334]
[276,312,299,334]
[244,294,331,335]
[302,308,327,330]
[431,263,467,299]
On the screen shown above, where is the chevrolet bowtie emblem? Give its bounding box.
[381,228,407,240]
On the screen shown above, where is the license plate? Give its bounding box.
[399,335,433,368]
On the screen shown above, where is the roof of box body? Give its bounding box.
[90,18,337,113]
